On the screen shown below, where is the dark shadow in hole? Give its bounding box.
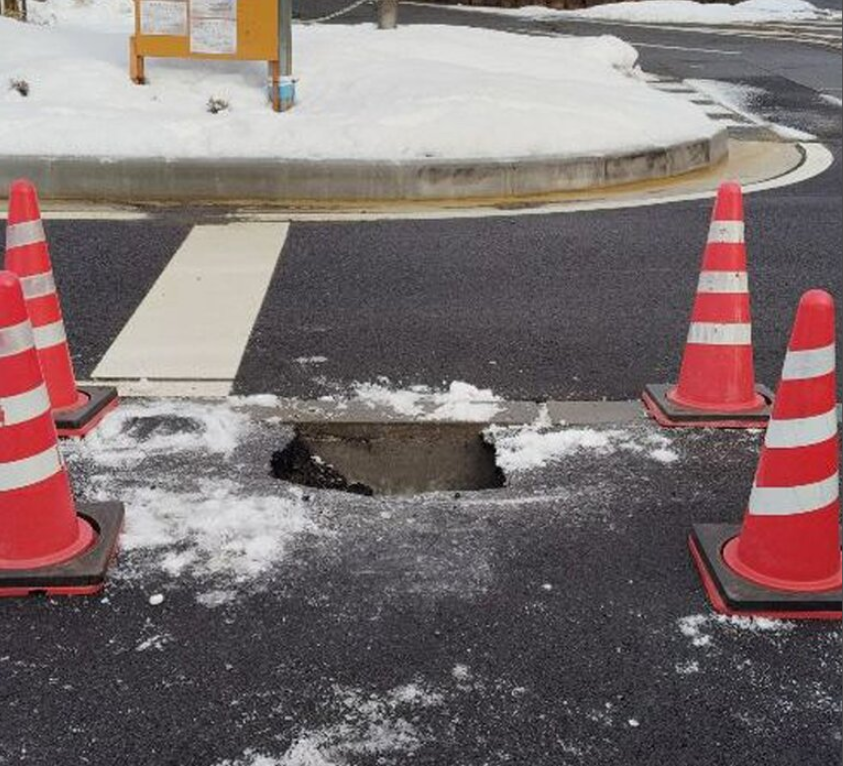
[271,422,506,497]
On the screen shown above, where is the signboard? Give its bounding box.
[130,0,291,111]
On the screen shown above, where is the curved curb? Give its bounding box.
[0,131,728,203]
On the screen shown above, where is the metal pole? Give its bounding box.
[279,0,292,75]
[378,0,398,30]
[273,0,294,111]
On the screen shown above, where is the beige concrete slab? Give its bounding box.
[79,379,233,398]
[93,223,288,380]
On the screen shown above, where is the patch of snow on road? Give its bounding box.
[0,18,719,160]
[295,356,329,365]
[687,79,767,120]
[353,380,431,418]
[675,660,701,675]
[76,400,245,468]
[136,633,172,652]
[714,615,797,633]
[489,426,680,472]
[353,379,503,421]
[678,613,795,650]
[687,78,817,139]
[218,684,437,766]
[678,614,714,648]
[491,427,620,472]
[95,479,317,583]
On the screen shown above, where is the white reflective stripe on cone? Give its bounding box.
[687,322,752,346]
[20,271,57,300]
[697,271,749,294]
[765,409,838,449]
[32,320,67,350]
[748,472,840,516]
[781,344,836,381]
[0,384,51,427]
[0,446,63,493]
[708,220,745,244]
[5,219,46,250]
[0,321,36,359]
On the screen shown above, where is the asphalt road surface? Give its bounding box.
[2,408,840,766]
[0,7,841,766]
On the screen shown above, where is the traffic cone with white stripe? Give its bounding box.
[0,271,123,597]
[4,179,118,437]
[690,289,841,619]
[643,182,773,428]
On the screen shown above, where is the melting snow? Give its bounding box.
[76,400,245,468]
[217,684,438,766]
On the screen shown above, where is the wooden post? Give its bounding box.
[130,37,146,84]
[269,60,281,113]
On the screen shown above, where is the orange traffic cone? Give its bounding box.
[643,182,773,428]
[4,179,118,437]
[690,289,841,619]
[0,271,123,596]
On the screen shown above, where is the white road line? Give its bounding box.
[630,41,742,54]
[93,223,288,382]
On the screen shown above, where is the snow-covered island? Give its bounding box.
[0,0,722,162]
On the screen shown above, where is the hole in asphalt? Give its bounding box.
[271,422,506,497]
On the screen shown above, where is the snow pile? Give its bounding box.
[0,15,720,160]
[504,0,831,24]
[353,379,503,421]
[489,426,680,472]
[218,684,442,766]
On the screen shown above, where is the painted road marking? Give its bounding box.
[93,223,288,383]
[629,42,742,55]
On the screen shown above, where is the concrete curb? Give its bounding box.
[232,398,648,426]
[0,131,728,203]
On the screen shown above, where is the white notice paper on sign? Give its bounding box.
[190,17,237,55]
[141,0,188,36]
[191,0,237,19]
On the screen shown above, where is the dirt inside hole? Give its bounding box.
[271,422,506,496]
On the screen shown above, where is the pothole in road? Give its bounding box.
[271,423,506,497]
